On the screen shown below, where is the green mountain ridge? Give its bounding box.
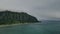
[0,10,39,25]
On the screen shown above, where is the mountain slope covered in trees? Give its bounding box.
[0,10,39,25]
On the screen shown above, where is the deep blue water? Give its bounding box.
[0,21,60,34]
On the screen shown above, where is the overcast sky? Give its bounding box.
[0,0,60,20]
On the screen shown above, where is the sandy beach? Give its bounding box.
[0,23,32,27]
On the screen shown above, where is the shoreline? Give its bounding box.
[0,23,30,27]
[0,22,40,27]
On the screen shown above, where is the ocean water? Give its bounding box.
[0,21,60,34]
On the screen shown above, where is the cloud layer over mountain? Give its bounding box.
[0,0,60,20]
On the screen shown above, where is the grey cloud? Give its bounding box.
[0,0,60,20]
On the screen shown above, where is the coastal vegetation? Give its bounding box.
[0,10,39,25]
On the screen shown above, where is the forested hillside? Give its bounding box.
[0,10,39,25]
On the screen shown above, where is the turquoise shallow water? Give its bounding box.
[0,21,60,34]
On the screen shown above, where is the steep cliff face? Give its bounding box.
[0,10,38,24]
